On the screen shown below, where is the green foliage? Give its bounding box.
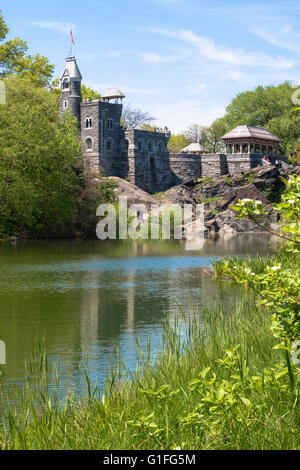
[239,171,256,185]
[0,11,54,87]
[289,140,300,165]
[74,177,118,236]
[141,124,156,131]
[154,192,165,200]
[202,117,227,153]
[196,175,213,185]
[0,77,82,237]
[198,196,222,204]
[1,291,300,450]
[81,84,101,101]
[223,82,300,157]
[214,175,300,359]
[168,133,192,153]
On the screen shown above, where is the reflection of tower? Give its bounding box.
[126,270,136,330]
[80,283,100,347]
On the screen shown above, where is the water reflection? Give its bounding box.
[0,235,276,401]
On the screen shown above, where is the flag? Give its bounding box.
[70,30,75,45]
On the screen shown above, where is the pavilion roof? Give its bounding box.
[102,87,125,99]
[221,125,281,143]
[181,142,208,153]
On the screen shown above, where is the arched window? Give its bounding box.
[85,138,93,151]
[63,78,69,90]
[138,140,144,152]
[106,138,113,152]
[107,119,113,130]
[148,142,153,152]
[64,101,68,109]
[158,142,163,153]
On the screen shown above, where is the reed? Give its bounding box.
[0,283,299,450]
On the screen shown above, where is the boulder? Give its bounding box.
[108,177,159,207]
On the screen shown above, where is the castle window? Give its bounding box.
[85,138,93,151]
[158,143,162,153]
[107,119,113,130]
[64,101,68,109]
[85,118,93,128]
[148,142,153,152]
[63,78,69,90]
[106,138,113,152]
[138,141,143,152]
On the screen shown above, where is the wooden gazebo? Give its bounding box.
[221,125,281,156]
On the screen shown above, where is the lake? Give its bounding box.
[0,235,276,404]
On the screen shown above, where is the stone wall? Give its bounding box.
[124,129,173,193]
[170,153,264,183]
[81,100,123,176]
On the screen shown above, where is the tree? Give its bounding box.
[122,104,155,129]
[223,82,300,156]
[289,140,300,165]
[0,77,82,237]
[0,11,54,87]
[140,124,156,131]
[81,84,101,101]
[217,176,300,387]
[184,124,205,144]
[168,133,192,153]
[202,117,227,153]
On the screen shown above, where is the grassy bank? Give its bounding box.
[0,277,299,450]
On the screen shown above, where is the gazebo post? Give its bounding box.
[247,141,250,153]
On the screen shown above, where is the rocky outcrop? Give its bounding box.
[108,176,159,207]
[109,166,293,235]
[206,185,278,234]
[161,166,285,234]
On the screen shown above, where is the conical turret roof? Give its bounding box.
[61,57,82,81]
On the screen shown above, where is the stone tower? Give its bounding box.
[60,56,82,124]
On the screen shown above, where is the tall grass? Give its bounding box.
[0,286,299,450]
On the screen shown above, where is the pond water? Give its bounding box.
[0,235,276,403]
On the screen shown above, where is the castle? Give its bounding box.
[60,56,283,193]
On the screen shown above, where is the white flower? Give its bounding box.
[270,265,281,271]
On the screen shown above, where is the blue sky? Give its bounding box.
[2,0,300,132]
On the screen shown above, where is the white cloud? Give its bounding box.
[27,21,74,34]
[138,27,294,69]
[251,25,300,53]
